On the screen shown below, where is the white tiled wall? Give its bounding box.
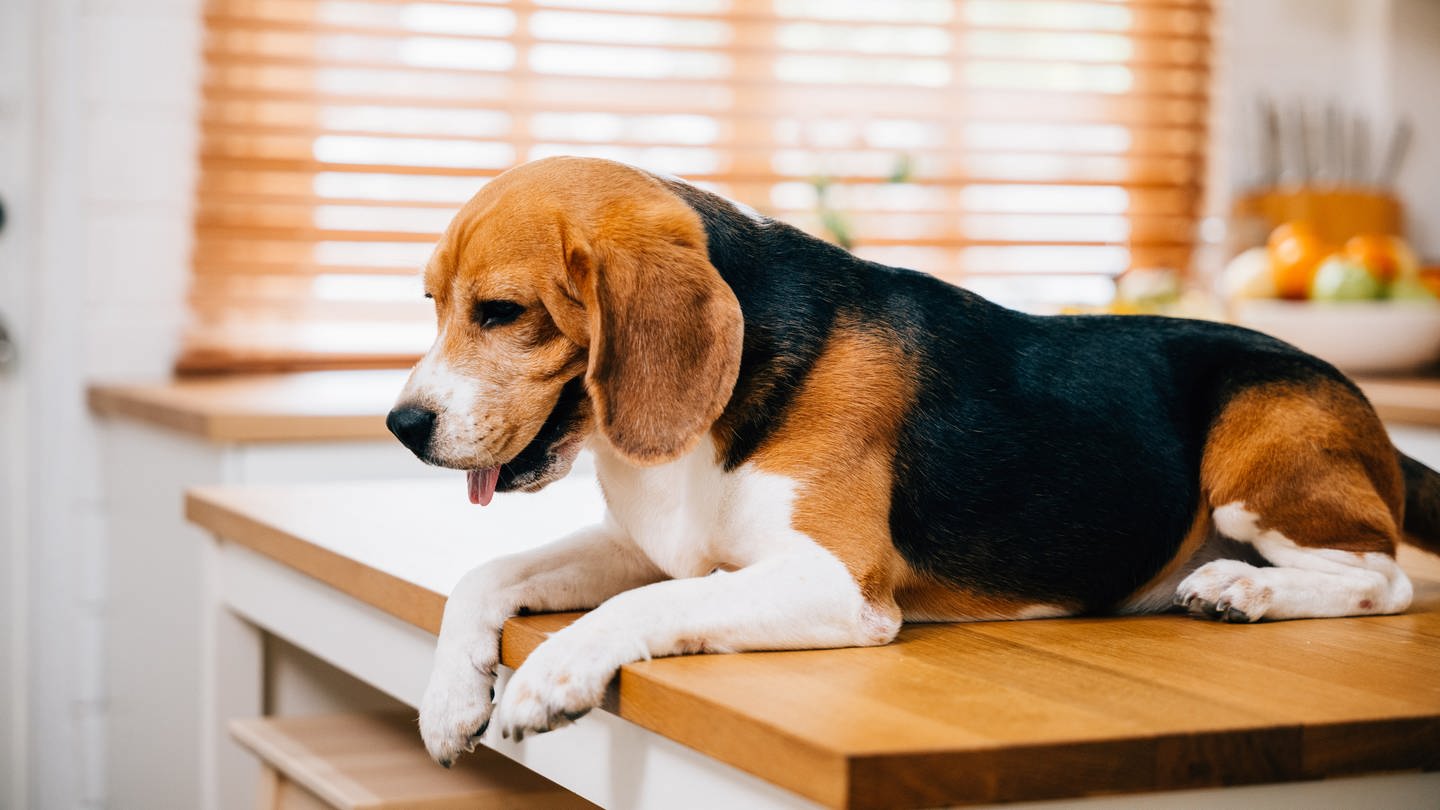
[81,0,201,794]
[79,3,199,380]
[16,0,201,807]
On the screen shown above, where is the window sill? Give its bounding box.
[87,370,409,443]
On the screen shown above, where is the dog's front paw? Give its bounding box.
[419,645,498,767]
[492,634,632,741]
[1175,559,1271,622]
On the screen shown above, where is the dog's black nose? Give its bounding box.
[387,406,436,456]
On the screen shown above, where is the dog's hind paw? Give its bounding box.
[1175,559,1269,623]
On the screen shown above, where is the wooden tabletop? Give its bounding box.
[1356,375,1440,428]
[89,370,409,442]
[186,477,1440,809]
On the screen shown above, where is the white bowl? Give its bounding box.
[1233,300,1440,374]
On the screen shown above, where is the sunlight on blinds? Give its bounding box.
[184,0,1211,371]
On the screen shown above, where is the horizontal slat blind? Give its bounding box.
[182,0,1212,372]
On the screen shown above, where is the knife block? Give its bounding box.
[1233,187,1403,246]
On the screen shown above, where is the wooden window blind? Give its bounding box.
[183,0,1212,372]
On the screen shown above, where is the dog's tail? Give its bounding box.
[1400,452,1440,554]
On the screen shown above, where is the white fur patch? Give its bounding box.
[730,198,768,224]
[901,601,1072,623]
[1010,604,1073,621]
[418,523,662,765]
[423,435,898,755]
[1175,501,1412,621]
[397,333,500,465]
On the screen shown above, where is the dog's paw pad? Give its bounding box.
[493,639,615,741]
[1176,560,1269,623]
[418,654,497,766]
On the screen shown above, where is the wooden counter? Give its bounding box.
[1356,376,1440,428]
[187,478,1440,810]
[89,370,408,442]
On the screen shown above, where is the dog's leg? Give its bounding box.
[491,548,898,740]
[1175,502,1412,621]
[420,521,663,765]
[1179,381,1412,623]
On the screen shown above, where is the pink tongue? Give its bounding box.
[467,467,499,507]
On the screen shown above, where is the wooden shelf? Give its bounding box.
[189,479,1440,809]
[230,712,597,810]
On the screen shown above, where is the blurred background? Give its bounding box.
[2,0,1439,807]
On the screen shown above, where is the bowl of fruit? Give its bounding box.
[1223,223,1440,374]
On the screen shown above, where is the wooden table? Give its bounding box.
[187,476,1440,810]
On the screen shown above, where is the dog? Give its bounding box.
[387,156,1440,764]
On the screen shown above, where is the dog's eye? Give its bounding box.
[472,299,524,328]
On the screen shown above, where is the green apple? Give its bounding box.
[1389,275,1439,302]
[1311,255,1383,301]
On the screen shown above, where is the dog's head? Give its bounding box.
[388,157,744,503]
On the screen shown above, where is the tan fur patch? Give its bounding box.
[1202,379,1404,554]
[573,196,743,465]
[893,567,1078,621]
[745,322,1076,621]
[747,322,913,612]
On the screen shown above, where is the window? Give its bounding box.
[182,0,1212,372]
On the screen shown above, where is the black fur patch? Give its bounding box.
[663,179,1354,612]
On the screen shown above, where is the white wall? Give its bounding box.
[14,0,200,807]
[1389,0,1440,257]
[78,0,200,376]
[0,0,41,803]
[1219,0,1440,258]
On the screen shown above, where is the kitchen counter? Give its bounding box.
[88,370,408,442]
[187,477,1440,810]
[1355,375,1440,428]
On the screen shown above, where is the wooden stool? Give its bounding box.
[230,713,598,810]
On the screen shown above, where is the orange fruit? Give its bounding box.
[1343,233,1414,284]
[1267,221,1328,300]
[1420,268,1440,298]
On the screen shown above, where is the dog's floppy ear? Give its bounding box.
[564,201,743,466]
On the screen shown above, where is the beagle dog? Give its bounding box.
[388,156,1440,764]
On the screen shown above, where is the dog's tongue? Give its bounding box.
[467,467,499,507]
